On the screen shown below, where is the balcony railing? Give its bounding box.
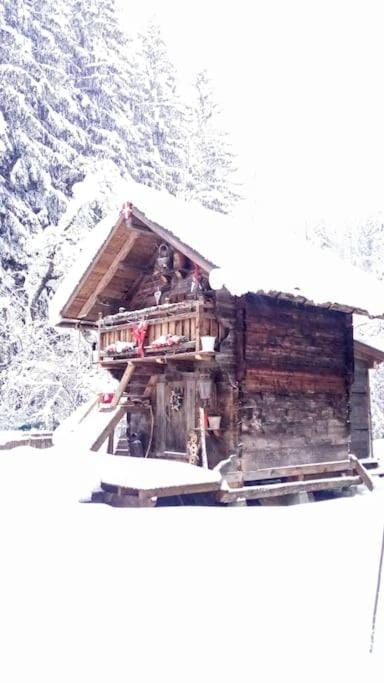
[98,299,224,362]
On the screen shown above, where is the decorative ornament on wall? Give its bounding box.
[121,201,133,223]
[187,430,200,466]
[169,387,184,412]
[132,320,148,357]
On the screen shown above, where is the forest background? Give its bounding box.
[1,0,384,436]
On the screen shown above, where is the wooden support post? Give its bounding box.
[90,406,126,452]
[112,362,135,407]
[143,375,159,399]
[199,406,208,469]
[97,312,102,365]
[350,454,375,491]
[195,299,202,352]
[107,431,114,454]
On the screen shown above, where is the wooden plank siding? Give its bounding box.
[350,358,372,459]
[237,294,353,471]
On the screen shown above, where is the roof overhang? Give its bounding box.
[354,339,384,367]
[50,180,384,327]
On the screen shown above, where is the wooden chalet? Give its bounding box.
[51,182,384,504]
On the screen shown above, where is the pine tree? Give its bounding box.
[0,0,88,270]
[182,70,240,213]
[0,5,241,429]
[133,20,187,194]
[69,0,145,180]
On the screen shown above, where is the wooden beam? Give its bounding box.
[218,475,362,503]
[101,479,220,499]
[100,351,215,366]
[103,491,157,507]
[62,216,124,315]
[132,208,215,273]
[78,231,138,318]
[199,406,208,469]
[90,406,126,452]
[117,262,152,275]
[243,459,354,483]
[111,362,135,407]
[350,454,375,491]
[143,375,159,398]
[107,432,114,454]
[123,222,152,235]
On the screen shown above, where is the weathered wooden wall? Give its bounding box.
[129,271,199,310]
[350,359,372,460]
[237,294,354,472]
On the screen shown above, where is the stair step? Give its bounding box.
[360,458,381,470]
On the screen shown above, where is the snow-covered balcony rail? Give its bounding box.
[97,299,223,362]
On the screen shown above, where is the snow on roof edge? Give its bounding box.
[50,179,384,324]
[49,208,122,326]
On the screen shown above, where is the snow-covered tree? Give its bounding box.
[133,20,187,193]
[181,70,240,213]
[307,216,384,438]
[0,5,240,430]
[0,286,100,430]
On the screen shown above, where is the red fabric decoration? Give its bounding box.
[99,393,114,404]
[132,321,148,357]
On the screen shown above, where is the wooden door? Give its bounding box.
[155,376,196,456]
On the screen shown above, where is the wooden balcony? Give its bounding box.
[98,299,225,365]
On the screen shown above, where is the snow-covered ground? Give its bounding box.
[1,445,384,681]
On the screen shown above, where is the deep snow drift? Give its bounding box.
[0,445,384,680]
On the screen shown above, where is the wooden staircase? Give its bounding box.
[360,457,384,477]
[102,363,159,455]
[52,362,159,454]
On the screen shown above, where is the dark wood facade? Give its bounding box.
[350,358,372,460]
[350,340,384,460]
[238,295,353,473]
[55,206,380,481]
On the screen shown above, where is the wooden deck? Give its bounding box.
[215,454,374,504]
[98,455,222,507]
[86,453,374,507]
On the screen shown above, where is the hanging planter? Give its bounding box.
[208,416,221,431]
[201,335,216,352]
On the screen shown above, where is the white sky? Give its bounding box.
[117,0,384,234]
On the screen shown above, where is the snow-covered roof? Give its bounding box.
[51,178,384,323]
[50,206,123,326]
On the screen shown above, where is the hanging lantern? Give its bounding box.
[156,244,172,272]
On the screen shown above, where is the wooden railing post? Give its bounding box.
[195,298,203,352]
[97,312,102,365]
